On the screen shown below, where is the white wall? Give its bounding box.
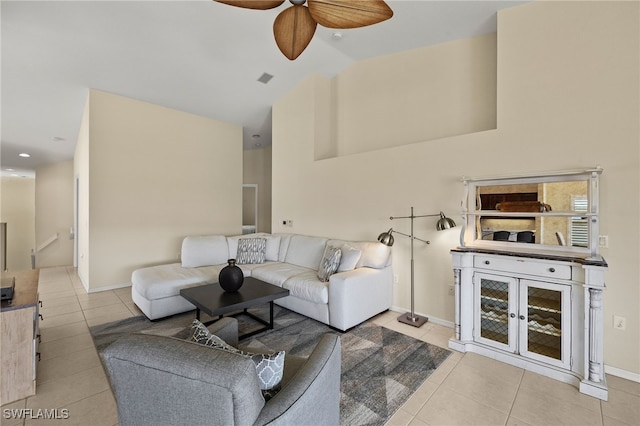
[35,160,74,268]
[75,90,243,291]
[497,1,639,376]
[333,33,497,157]
[272,1,639,375]
[0,178,35,271]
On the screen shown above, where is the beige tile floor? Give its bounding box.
[2,266,639,426]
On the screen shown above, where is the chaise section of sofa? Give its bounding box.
[131,232,392,330]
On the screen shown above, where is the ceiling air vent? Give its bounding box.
[257,73,274,84]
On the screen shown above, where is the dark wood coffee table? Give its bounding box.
[179,277,289,340]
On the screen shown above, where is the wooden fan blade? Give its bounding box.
[273,5,317,60]
[214,0,285,10]
[307,0,393,29]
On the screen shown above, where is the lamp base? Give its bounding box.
[397,312,428,328]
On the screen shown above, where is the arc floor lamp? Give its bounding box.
[378,207,456,327]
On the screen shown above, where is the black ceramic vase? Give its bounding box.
[219,259,244,292]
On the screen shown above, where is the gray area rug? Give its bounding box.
[90,306,451,426]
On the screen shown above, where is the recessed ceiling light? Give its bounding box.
[252,134,261,139]
[332,32,343,40]
[5,168,14,172]
[51,136,66,142]
[254,142,262,148]
[18,153,30,158]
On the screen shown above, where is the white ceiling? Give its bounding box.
[1,0,527,177]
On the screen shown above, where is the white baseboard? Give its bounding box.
[605,365,640,383]
[389,305,454,329]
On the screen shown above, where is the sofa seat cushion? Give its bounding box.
[282,271,329,304]
[132,263,221,300]
[237,262,272,276]
[251,263,311,287]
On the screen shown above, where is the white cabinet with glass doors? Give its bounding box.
[449,168,608,400]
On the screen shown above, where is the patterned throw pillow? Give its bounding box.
[236,238,267,265]
[317,246,342,282]
[190,320,284,399]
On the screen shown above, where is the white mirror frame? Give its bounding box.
[459,167,602,259]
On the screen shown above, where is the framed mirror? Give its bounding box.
[460,168,602,257]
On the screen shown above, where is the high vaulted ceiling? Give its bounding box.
[1,0,527,177]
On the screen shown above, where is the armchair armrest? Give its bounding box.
[254,334,341,426]
[102,333,264,426]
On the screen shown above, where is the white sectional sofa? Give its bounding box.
[131,233,393,331]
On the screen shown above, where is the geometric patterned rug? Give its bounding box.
[89,305,451,426]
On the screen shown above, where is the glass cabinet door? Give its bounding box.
[518,279,571,369]
[473,273,518,352]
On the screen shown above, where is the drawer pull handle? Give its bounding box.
[509,313,516,318]
[36,352,41,362]
[484,260,490,265]
[39,314,43,321]
[519,315,525,320]
[549,267,556,273]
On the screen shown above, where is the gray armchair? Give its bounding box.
[101,318,341,426]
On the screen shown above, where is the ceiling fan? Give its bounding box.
[215,0,394,60]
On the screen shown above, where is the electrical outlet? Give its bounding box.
[448,287,455,296]
[287,220,293,227]
[393,274,399,284]
[599,235,609,248]
[613,315,626,330]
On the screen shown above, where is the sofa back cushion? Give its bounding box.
[352,241,392,269]
[274,233,293,262]
[181,236,229,268]
[325,240,362,272]
[326,240,391,269]
[284,235,328,269]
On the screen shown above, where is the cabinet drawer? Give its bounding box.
[474,255,571,280]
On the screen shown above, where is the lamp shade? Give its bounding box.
[436,212,456,231]
[377,229,394,246]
